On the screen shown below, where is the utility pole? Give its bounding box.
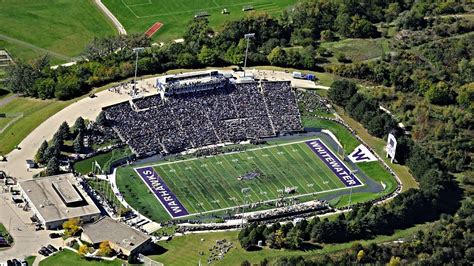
[133,47,145,94]
[243,33,255,77]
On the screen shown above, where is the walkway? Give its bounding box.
[93,0,127,35]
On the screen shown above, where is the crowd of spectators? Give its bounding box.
[103,81,303,156]
[295,89,332,115]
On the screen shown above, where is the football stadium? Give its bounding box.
[106,71,394,222]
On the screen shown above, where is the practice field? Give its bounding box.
[118,138,364,220]
[0,0,116,62]
[103,0,300,41]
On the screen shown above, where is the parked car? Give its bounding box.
[47,244,58,252]
[49,232,61,239]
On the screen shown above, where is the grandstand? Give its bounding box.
[103,79,302,157]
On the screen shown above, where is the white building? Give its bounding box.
[19,173,101,229]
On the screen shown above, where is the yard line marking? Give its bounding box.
[122,0,140,18]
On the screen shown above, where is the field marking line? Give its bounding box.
[212,0,221,8]
[121,0,141,18]
[135,2,255,19]
[126,0,153,7]
[0,34,72,61]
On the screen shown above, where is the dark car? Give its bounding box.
[47,244,58,252]
[49,232,61,239]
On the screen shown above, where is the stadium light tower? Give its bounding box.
[243,33,255,77]
[132,47,145,92]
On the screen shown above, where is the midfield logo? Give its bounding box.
[348,144,377,163]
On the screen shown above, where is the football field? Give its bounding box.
[103,0,300,41]
[126,139,363,219]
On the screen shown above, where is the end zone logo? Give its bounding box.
[348,144,377,163]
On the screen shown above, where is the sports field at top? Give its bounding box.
[0,0,116,63]
[117,138,363,221]
[103,0,301,41]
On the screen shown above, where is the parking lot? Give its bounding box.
[0,193,63,264]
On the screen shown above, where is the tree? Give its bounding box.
[349,16,378,38]
[425,82,454,105]
[35,141,49,164]
[46,157,60,176]
[357,249,365,262]
[63,218,81,236]
[35,78,56,99]
[98,241,113,257]
[176,52,197,67]
[43,143,60,163]
[54,74,82,100]
[73,117,86,135]
[456,83,474,110]
[96,111,107,126]
[78,245,89,256]
[198,45,218,66]
[267,47,287,66]
[57,121,70,140]
[328,80,358,106]
[73,132,84,154]
[5,59,40,96]
[388,256,401,266]
[320,29,336,42]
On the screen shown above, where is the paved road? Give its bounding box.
[0,34,72,61]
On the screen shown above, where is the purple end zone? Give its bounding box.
[135,166,189,218]
[306,139,362,187]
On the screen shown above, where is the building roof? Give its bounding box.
[20,173,100,223]
[82,217,150,252]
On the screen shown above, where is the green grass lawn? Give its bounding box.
[0,97,70,155]
[321,38,390,63]
[151,222,428,265]
[25,256,36,266]
[118,139,350,221]
[302,117,359,152]
[73,146,132,174]
[39,249,123,266]
[0,0,116,62]
[0,223,8,236]
[103,0,300,42]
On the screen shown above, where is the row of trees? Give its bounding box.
[328,80,397,137]
[35,117,87,175]
[257,198,473,265]
[5,0,442,100]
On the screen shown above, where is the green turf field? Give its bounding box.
[118,139,363,221]
[74,146,132,174]
[103,0,301,41]
[0,0,116,62]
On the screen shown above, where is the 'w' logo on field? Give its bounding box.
[352,148,370,161]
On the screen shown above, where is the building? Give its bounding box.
[81,217,153,257]
[19,173,101,229]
